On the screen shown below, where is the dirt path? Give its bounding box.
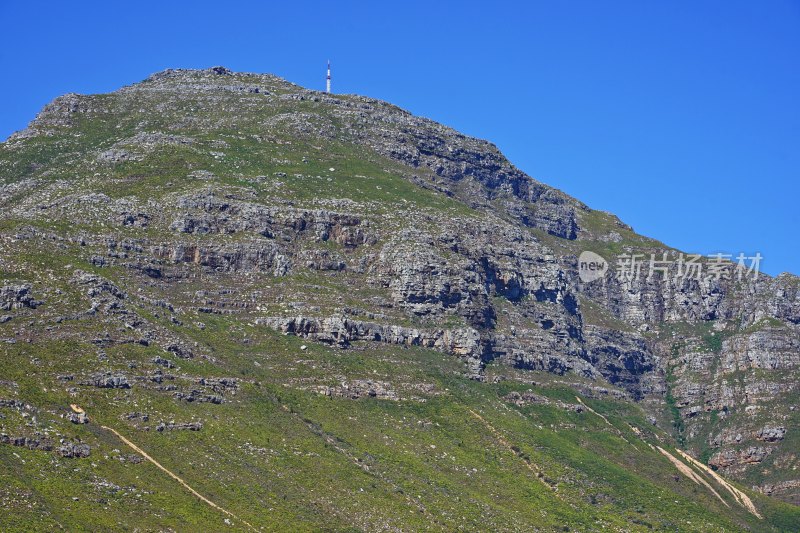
[100,425,258,531]
[676,448,762,519]
[277,404,433,519]
[468,409,558,492]
[656,445,728,506]
[573,397,761,519]
[574,396,634,446]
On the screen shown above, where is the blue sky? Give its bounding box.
[1,1,798,275]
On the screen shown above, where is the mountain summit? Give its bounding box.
[1,67,798,530]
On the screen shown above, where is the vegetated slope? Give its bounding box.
[0,67,797,531]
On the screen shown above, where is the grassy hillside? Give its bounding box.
[1,68,798,531]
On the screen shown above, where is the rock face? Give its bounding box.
[0,284,38,310]
[0,66,797,505]
[58,442,91,458]
[156,421,202,431]
[582,325,658,400]
[87,374,131,389]
[258,314,486,376]
[0,434,54,451]
[756,426,786,442]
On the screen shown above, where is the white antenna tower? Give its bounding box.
[326,60,331,93]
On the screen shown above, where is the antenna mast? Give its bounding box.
[326,60,331,93]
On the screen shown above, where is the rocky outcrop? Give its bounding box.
[58,442,91,458]
[169,192,373,246]
[582,325,658,399]
[372,238,483,318]
[340,96,583,239]
[85,373,131,389]
[721,328,800,372]
[257,315,486,376]
[68,412,89,424]
[173,390,223,404]
[0,435,90,459]
[0,284,39,310]
[709,446,772,470]
[156,421,202,431]
[0,434,54,451]
[756,480,800,505]
[151,240,288,275]
[756,426,786,442]
[579,261,729,325]
[317,380,399,401]
[502,390,585,412]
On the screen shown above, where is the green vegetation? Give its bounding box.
[664,364,686,447]
[1,326,796,531]
[1,68,797,531]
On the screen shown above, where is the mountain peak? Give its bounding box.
[0,68,798,528]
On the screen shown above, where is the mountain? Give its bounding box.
[0,66,797,531]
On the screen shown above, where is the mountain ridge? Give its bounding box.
[0,66,797,530]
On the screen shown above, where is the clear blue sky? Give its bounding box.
[1,1,798,275]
